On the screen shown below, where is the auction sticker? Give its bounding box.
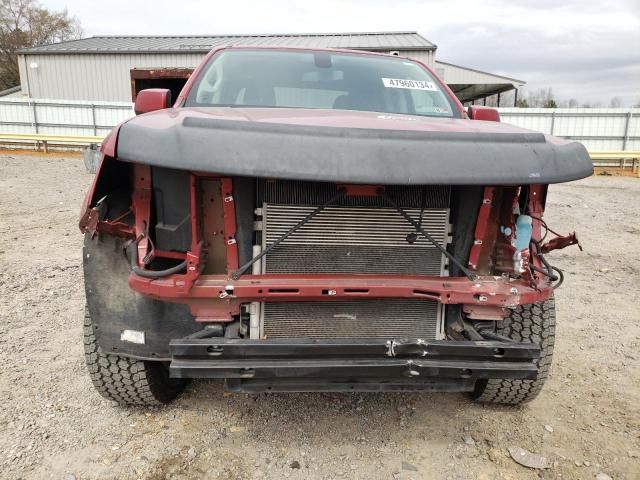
[382,78,439,91]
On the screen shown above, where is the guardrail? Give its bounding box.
[589,150,640,176]
[0,132,105,152]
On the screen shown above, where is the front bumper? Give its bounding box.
[169,335,540,393]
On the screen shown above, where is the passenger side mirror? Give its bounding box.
[134,89,172,115]
[467,106,500,122]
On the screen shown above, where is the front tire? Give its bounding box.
[472,298,556,405]
[83,308,188,406]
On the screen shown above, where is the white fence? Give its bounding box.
[0,98,638,152]
[498,108,639,151]
[0,98,133,137]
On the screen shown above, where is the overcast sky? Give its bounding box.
[44,0,640,106]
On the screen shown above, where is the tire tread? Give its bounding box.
[472,298,556,405]
[83,308,186,406]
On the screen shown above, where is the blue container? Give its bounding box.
[514,215,533,252]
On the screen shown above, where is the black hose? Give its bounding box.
[532,240,554,277]
[531,265,559,282]
[127,242,187,278]
[530,240,564,289]
[550,266,564,289]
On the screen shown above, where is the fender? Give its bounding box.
[78,122,127,232]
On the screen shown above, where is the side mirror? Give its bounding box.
[134,89,172,115]
[467,106,500,122]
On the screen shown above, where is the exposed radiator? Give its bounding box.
[261,205,449,275]
[262,300,442,340]
[254,180,450,340]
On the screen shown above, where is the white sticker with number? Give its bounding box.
[381,78,439,91]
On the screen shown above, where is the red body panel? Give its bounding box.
[78,125,122,228]
[220,178,239,272]
[134,88,172,115]
[468,106,501,122]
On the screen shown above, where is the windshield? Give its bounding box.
[185,49,459,118]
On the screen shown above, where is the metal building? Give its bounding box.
[16,31,523,104]
[434,61,525,105]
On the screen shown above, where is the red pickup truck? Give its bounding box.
[79,46,591,406]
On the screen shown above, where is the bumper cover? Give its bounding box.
[169,336,540,392]
[117,109,593,185]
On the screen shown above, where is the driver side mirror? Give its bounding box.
[467,106,500,122]
[134,89,172,115]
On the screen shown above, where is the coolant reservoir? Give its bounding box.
[513,215,533,273]
[514,215,533,253]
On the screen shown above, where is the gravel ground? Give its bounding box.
[0,153,638,480]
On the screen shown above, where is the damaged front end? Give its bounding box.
[79,146,584,391]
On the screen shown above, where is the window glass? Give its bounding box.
[186,50,458,118]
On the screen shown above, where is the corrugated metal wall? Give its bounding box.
[18,53,206,102]
[498,108,640,151]
[400,50,434,67]
[18,50,435,102]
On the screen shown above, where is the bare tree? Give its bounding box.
[494,89,518,107]
[581,101,603,108]
[0,0,81,90]
[524,88,557,108]
[609,97,623,108]
[484,94,498,107]
[539,88,556,108]
[512,87,615,109]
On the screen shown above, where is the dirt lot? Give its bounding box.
[0,153,638,480]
